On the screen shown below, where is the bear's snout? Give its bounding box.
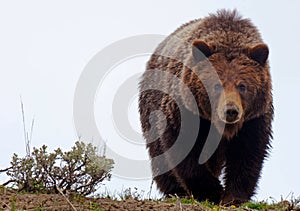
[223,104,240,123]
[218,102,243,124]
[217,90,243,125]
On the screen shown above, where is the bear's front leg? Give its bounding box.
[222,115,272,205]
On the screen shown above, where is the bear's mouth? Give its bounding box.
[213,118,243,140]
[223,123,243,139]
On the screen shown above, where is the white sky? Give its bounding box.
[0,0,300,201]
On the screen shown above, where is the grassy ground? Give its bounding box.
[1,186,299,211]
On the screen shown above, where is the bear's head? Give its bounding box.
[182,40,271,140]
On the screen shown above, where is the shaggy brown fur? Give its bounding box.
[139,9,273,205]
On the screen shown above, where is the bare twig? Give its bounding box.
[147,179,154,199]
[29,117,35,145]
[20,96,29,156]
[20,97,34,157]
[2,179,16,187]
[102,141,107,156]
[56,185,77,211]
[174,194,183,211]
[0,166,13,173]
[0,201,11,210]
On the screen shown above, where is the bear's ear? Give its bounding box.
[248,43,269,66]
[192,40,212,62]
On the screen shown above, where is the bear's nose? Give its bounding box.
[224,105,240,123]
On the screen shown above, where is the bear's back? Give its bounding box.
[145,9,263,75]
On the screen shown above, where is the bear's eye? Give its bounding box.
[214,83,223,92]
[237,83,247,93]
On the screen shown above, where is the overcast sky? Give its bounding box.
[1,0,299,201]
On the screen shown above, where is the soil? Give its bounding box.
[1,188,298,211]
[0,188,208,211]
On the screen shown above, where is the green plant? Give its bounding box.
[10,196,17,211]
[180,197,198,205]
[241,198,300,211]
[2,141,114,196]
[89,201,105,211]
[242,201,269,210]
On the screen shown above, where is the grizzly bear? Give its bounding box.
[138,9,273,205]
